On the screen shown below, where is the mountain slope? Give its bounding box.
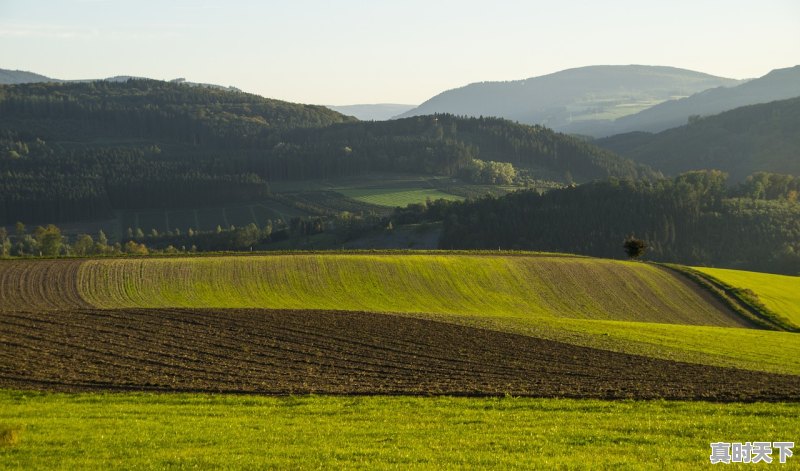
[596,97,800,179]
[612,65,800,134]
[397,65,741,133]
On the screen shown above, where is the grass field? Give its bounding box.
[1,391,798,469]
[334,187,464,207]
[70,255,737,325]
[694,267,800,329]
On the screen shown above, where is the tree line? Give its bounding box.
[429,170,800,274]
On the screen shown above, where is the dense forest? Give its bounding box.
[433,171,800,274]
[597,97,800,180]
[0,79,654,225]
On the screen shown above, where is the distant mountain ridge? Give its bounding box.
[0,68,240,91]
[0,69,56,85]
[610,65,800,134]
[396,65,743,134]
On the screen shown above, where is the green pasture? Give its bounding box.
[1,391,797,470]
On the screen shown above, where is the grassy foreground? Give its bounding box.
[1,391,798,470]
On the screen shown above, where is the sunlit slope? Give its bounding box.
[69,254,744,326]
[694,267,800,328]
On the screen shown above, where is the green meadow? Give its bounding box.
[1,391,798,470]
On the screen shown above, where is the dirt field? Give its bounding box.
[0,260,90,311]
[1,308,797,401]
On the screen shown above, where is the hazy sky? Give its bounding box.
[1,0,798,105]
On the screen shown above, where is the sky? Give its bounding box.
[1,0,798,105]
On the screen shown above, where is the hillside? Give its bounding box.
[0,80,653,226]
[596,97,800,179]
[0,254,738,325]
[612,65,800,134]
[396,65,740,133]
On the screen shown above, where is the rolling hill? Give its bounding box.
[1,253,798,383]
[396,65,741,133]
[596,97,800,179]
[0,254,744,326]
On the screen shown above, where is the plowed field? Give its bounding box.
[1,308,797,401]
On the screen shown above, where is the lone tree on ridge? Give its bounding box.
[623,235,648,260]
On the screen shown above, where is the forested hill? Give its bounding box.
[596,97,800,180]
[279,114,656,182]
[0,79,354,144]
[0,80,654,225]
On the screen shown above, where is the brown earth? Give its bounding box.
[0,260,90,311]
[0,308,797,401]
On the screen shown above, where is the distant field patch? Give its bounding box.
[694,267,800,328]
[334,188,463,207]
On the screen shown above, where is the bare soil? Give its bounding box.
[1,309,797,401]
